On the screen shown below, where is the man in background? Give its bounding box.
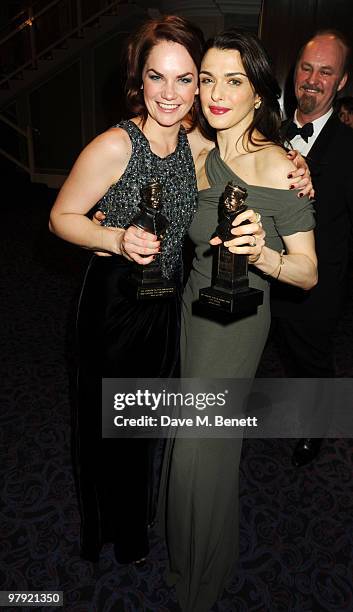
[271,30,353,466]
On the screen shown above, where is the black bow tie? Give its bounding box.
[286,121,314,143]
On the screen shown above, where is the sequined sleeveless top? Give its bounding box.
[97,120,198,279]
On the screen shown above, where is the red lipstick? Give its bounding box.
[209,106,230,115]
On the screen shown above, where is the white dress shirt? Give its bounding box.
[288,107,334,155]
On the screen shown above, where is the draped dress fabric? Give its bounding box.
[164,147,316,611]
[73,120,198,563]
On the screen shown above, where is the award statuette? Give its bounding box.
[123,181,176,300]
[199,181,263,315]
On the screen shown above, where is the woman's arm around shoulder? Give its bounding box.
[49,127,132,254]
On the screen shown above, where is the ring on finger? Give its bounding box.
[249,235,257,247]
[254,212,261,224]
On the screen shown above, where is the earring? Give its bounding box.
[140,84,144,90]
[254,99,261,109]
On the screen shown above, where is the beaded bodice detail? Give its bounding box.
[98,120,198,279]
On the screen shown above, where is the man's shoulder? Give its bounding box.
[332,117,353,145]
[318,113,353,145]
[311,115,353,198]
[305,113,353,170]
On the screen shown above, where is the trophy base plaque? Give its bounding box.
[126,280,176,300]
[121,266,176,300]
[199,285,263,315]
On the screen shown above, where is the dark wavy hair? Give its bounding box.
[199,28,283,148]
[125,15,204,131]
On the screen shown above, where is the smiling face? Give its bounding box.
[199,47,260,135]
[295,34,348,122]
[141,40,199,128]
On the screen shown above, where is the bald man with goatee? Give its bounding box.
[271,30,353,466]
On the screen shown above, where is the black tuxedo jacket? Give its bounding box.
[271,113,353,320]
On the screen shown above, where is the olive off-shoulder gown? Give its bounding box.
[163,147,315,611]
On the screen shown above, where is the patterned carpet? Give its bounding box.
[1,178,353,612]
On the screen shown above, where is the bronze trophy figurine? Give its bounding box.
[123,180,176,300]
[199,181,263,315]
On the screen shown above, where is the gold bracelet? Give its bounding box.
[263,249,285,278]
[275,249,285,280]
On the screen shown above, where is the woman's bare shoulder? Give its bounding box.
[255,144,295,189]
[87,127,132,162]
[69,127,132,185]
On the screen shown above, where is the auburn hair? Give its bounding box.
[125,15,204,131]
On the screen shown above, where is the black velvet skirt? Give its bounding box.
[72,255,180,563]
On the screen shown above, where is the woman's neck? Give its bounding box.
[216,119,262,162]
[134,116,181,157]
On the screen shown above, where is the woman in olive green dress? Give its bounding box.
[165,29,317,612]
